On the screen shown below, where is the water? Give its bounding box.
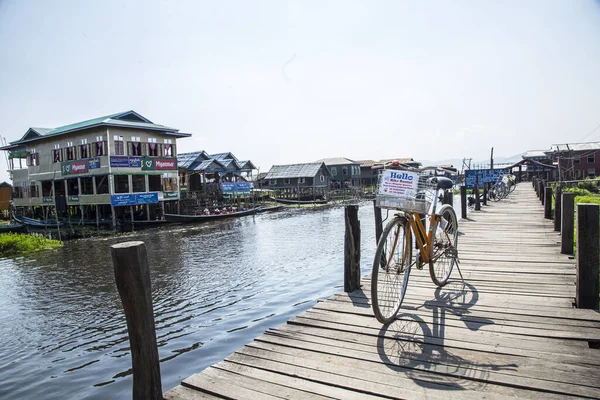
[0,203,378,399]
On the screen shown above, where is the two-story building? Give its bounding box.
[315,157,361,188]
[550,142,600,180]
[1,110,191,227]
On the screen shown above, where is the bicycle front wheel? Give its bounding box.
[371,215,412,324]
[429,205,458,287]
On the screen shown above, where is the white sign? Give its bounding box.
[378,170,419,198]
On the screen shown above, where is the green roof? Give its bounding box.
[10,111,189,145]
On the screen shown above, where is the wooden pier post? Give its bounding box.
[111,241,163,400]
[373,200,383,244]
[544,187,553,219]
[540,181,545,205]
[554,185,562,231]
[460,186,467,220]
[344,205,361,292]
[576,204,600,310]
[560,193,575,255]
[475,174,481,211]
[482,183,488,206]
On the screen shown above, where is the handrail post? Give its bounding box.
[111,241,163,400]
[540,181,545,204]
[544,187,553,219]
[460,186,467,219]
[561,193,575,255]
[576,204,599,310]
[474,173,481,211]
[554,185,562,231]
[344,205,361,292]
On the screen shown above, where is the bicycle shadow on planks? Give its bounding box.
[376,280,517,391]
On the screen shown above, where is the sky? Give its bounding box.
[1,0,599,182]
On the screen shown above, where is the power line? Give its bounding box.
[580,122,600,141]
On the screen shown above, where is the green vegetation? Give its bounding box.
[0,233,62,257]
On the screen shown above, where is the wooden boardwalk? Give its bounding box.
[165,184,600,399]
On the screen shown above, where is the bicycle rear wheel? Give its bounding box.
[429,205,458,287]
[371,215,412,324]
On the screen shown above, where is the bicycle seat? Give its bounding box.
[428,176,454,190]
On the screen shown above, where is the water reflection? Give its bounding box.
[0,203,376,399]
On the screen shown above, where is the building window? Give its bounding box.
[66,142,75,160]
[132,175,146,193]
[299,177,306,184]
[163,174,178,191]
[269,179,278,185]
[588,154,595,163]
[28,150,39,166]
[331,167,337,176]
[114,136,125,155]
[147,138,160,157]
[284,178,291,184]
[80,177,94,195]
[320,175,325,182]
[148,175,162,191]
[164,144,173,157]
[574,157,580,164]
[588,168,596,178]
[80,143,90,159]
[95,175,109,194]
[342,167,348,176]
[29,184,38,198]
[53,149,62,163]
[129,136,143,156]
[114,175,129,193]
[67,178,79,196]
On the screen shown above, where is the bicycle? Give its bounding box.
[371,166,460,324]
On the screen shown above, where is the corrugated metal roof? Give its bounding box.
[210,152,238,161]
[378,158,415,165]
[192,159,225,172]
[178,152,206,169]
[355,160,377,167]
[552,142,600,152]
[264,162,326,179]
[31,127,53,135]
[315,157,357,166]
[523,150,549,158]
[236,160,257,170]
[218,159,239,169]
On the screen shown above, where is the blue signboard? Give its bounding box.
[110,192,159,206]
[110,156,142,168]
[465,169,509,188]
[220,182,253,193]
[88,157,101,169]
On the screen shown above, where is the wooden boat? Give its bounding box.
[269,197,328,205]
[164,208,256,223]
[120,219,171,232]
[0,223,27,234]
[255,205,285,213]
[13,215,64,228]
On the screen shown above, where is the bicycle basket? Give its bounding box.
[375,169,436,214]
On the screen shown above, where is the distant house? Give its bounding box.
[263,162,331,192]
[521,150,555,180]
[177,151,256,191]
[315,157,361,188]
[550,142,600,180]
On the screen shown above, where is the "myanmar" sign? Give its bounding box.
[62,161,87,176]
[141,157,177,171]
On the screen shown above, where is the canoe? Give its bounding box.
[269,197,328,205]
[255,205,285,213]
[13,215,64,228]
[164,208,256,223]
[0,223,27,234]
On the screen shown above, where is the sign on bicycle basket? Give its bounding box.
[378,170,419,197]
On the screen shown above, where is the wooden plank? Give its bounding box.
[164,385,224,400]
[165,184,600,399]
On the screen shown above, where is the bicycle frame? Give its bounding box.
[404,186,442,265]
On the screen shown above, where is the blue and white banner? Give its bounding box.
[465,169,509,188]
[220,182,253,193]
[110,192,159,206]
